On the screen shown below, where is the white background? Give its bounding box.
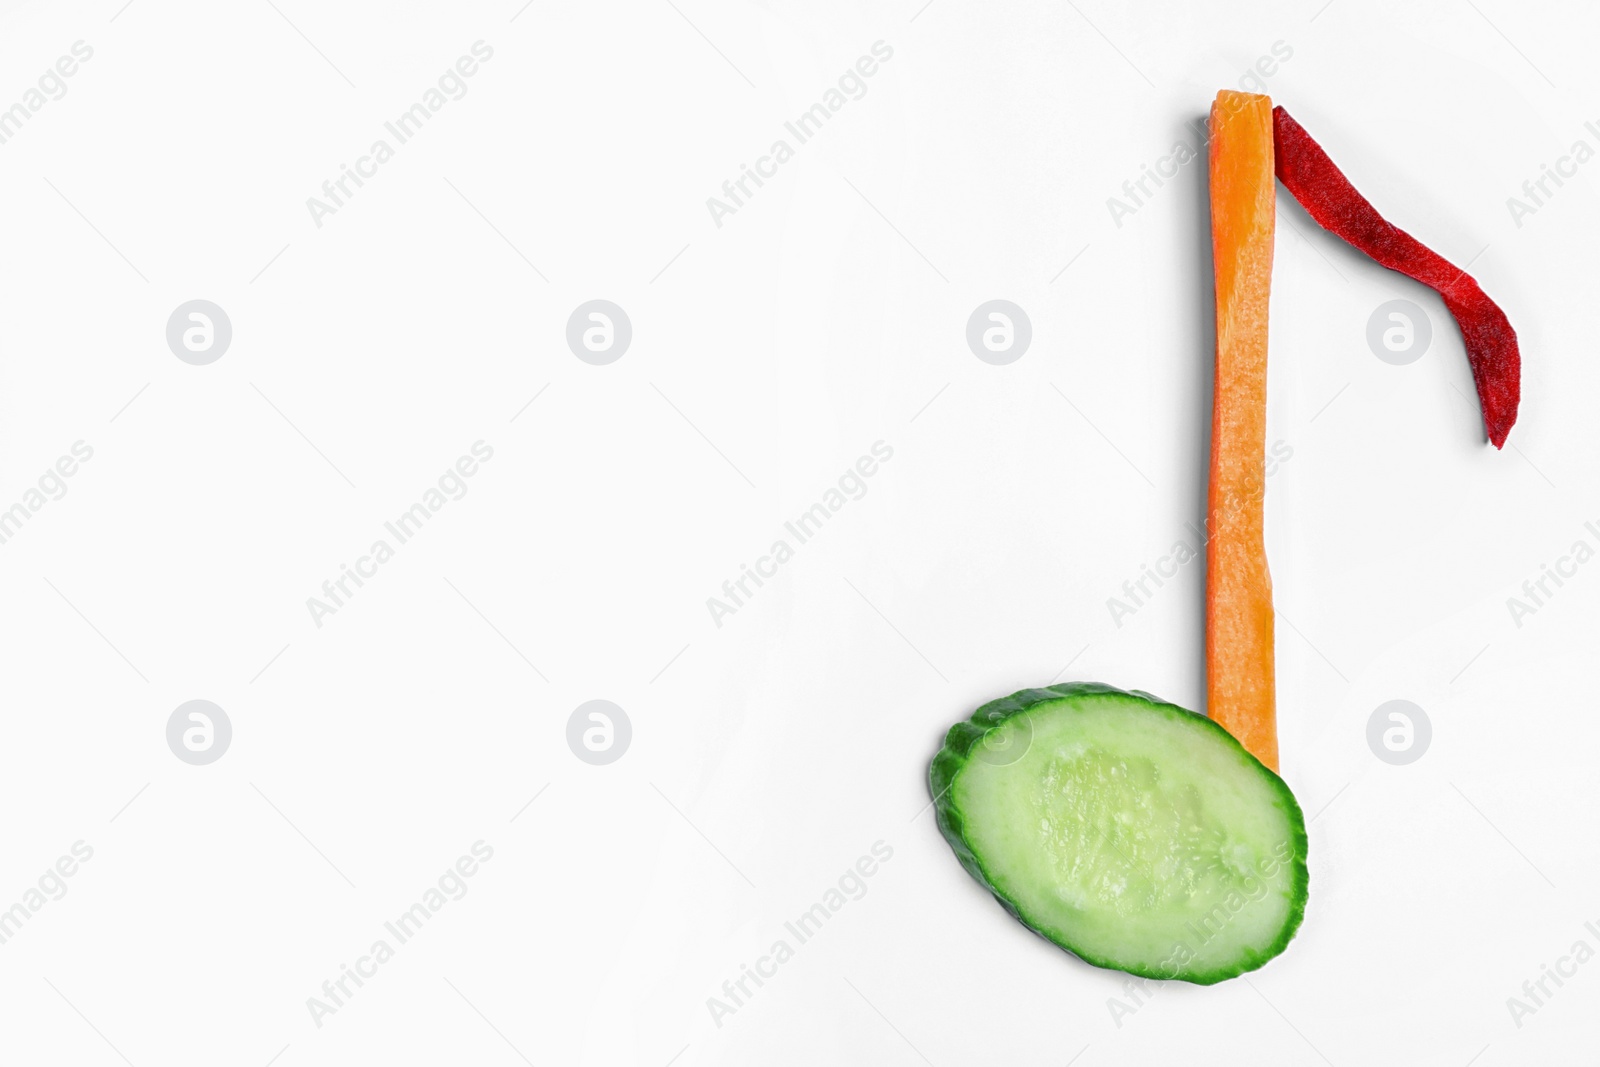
[1,0,1597,1063]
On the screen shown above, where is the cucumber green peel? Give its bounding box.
[930,683,1307,984]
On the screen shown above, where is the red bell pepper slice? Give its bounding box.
[1272,106,1521,448]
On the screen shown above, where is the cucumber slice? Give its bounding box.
[930,682,1307,984]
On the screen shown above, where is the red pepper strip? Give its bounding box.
[1272,106,1520,448]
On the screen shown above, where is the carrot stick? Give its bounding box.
[1206,90,1278,772]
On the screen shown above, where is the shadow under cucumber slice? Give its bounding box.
[930,683,1307,984]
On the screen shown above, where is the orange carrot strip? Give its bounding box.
[1206,90,1278,772]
